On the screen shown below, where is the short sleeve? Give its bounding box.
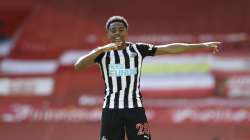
[135,43,157,57]
[94,52,105,63]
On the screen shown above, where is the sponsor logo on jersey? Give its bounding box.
[109,64,137,76]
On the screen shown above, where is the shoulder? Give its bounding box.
[126,42,149,46]
[94,51,105,63]
[134,42,155,51]
[135,42,154,48]
[135,42,152,46]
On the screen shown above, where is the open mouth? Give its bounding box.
[114,36,122,41]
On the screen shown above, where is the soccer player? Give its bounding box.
[75,16,220,140]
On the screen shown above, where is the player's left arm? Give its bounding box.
[154,42,221,55]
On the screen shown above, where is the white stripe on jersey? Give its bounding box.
[126,46,135,108]
[109,50,117,109]
[133,45,143,107]
[117,50,126,109]
[101,53,109,108]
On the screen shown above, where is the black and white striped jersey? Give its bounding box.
[95,42,157,109]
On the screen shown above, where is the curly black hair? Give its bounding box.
[106,16,128,30]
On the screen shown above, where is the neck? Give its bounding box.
[115,42,127,50]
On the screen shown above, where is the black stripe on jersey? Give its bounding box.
[105,52,111,108]
[137,64,143,100]
[114,50,122,108]
[122,48,130,108]
[130,46,139,108]
[135,44,144,100]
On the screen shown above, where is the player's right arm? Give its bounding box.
[74,43,118,70]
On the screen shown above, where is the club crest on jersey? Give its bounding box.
[101,136,107,140]
[148,46,153,51]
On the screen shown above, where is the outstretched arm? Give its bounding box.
[155,42,221,55]
[74,43,118,70]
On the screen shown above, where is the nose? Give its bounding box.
[114,30,120,35]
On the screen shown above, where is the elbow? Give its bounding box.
[74,59,93,71]
[74,62,89,71]
[74,63,81,71]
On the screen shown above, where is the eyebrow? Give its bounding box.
[110,26,125,31]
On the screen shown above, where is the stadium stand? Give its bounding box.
[1,0,250,140]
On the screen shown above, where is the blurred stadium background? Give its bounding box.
[0,0,250,140]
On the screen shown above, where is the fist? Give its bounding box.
[98,43,118,52]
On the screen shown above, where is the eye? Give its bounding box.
[110,29,116,33]
[119,27,125,32]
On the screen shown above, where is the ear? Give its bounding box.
[125,30,128,35]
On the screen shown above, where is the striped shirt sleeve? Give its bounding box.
[135,43,157,57]
[94,52,105,63]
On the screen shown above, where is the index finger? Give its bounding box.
[212,41,221,45]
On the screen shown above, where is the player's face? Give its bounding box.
[107,22,128,43]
